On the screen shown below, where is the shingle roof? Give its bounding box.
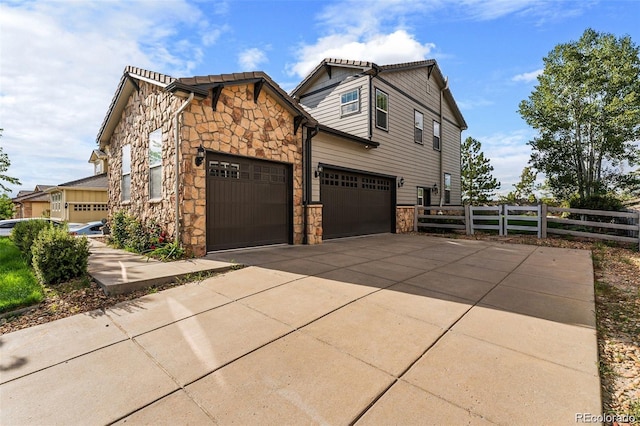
[54,173,108,189]
[12,190,50,203]
[98,67,315,147]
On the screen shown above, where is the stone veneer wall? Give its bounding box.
[306,204,323,244]
[107,81,304,256]
[107,81,181,239]
[396,206,416,233]
[177,84,303,256]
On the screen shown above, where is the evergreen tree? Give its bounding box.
[461,136,501,204]
[0,129,21,193]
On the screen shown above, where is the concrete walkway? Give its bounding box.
[1,234,601,425]
[88,240,234,295]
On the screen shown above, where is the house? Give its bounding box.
[291,58,467,239]
[97,67,316,256]
[96,59,466,256]
[46,153,109,223]
[11,185,53,218]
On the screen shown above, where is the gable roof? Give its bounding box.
[97,67,316,149]
[291,58,467,130]
[46,173,108,192]
[12,190,50,203]
[88,149,107,163]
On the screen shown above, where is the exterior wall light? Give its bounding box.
[432,183,439,194]
[195,144,206,167]
[398,177,405,188]
[314,165,323,178]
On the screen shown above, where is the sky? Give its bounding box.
[1,0,639,198]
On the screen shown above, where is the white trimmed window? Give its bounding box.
[340,89,360,116]
[375,88,388,131]
[433,120,441,150]
[149,129,162,200]
[121,144,131,201]
[414,110,424,144]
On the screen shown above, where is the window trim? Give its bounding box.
[340,88,360,117]
[444,173,451,204]
[149,129,163,201]
[414,110,424,144]
[375,88,389,131]
[433,120,441,151]
[121,144,131,202]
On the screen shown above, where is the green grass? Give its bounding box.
[0,237,44,313]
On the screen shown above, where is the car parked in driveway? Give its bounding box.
[0,218,64,237]
[68,221,104,236]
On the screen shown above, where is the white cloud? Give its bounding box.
[0,1,222,196]
[238,48,268,70]
[512,69,543,83]
[457,97,495,110]
[288,30,435,78]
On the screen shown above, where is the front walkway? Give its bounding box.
[1,234,601,424]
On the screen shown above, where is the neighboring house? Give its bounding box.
[96,59,466,256]
[291,58,467,238]
[46,173,108,223]
[12,185,53,218]
[97,66,316,256]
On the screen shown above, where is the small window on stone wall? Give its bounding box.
[122,144,131,202]
[149,129,162,200]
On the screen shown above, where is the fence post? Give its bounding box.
[464,204,471,235]
[469,205,475,235]
[500,205,505,236]
[540,203,548,239]
[414,205,419,232]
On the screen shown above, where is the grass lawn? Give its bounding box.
[0,237,44,313]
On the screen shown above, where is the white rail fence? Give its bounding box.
[414,204,640,249]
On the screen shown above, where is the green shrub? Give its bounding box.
[147,241,184,261]
[110,211,128,248]
[569,194,624,212]
[32,226,90,285]
[10,219,53,265]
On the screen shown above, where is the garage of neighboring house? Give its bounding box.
[320,165,395,239]
[206,153,292,251]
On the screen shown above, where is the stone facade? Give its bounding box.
[396,206,416,233]
[106,81,303,256]
[305,204,323,244]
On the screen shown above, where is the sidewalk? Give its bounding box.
[88,240,235,295]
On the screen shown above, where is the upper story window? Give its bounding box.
[149,129,162,200]
[340,88,360,116]
[414,110,424,144]
[121,144,131,202]
[433,120,441,151]
[375,88,388,131]
[94,160,103,175]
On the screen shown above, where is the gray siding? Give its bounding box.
[303,63,464,206]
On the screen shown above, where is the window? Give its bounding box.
[149,129,162,200]
[51,193,62,212]
[417,187,431,206]
[209,161,240,179]
[444,173,451,204]
[417,187,424,206]
[340,89,359,116]
[433,121,441,150]
[95,160,103,175]
[121,144,131,201]
[375,89,388,130]
[414,110,424,144]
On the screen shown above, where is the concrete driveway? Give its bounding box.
[1,234,601,425]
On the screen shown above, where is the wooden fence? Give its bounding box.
[414,204,640,249]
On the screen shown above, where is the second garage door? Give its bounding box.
[320,168,394,239]
[207,153,291,251]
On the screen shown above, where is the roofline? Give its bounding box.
[45,173,108,192]
[317,124,380,148]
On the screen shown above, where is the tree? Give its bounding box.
[461,136,501,204]
[0,194,13,219]
[0,129,22,193]
[503,166,538,204]
[518,28,640,201]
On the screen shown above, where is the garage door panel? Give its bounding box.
[321,169,393,239]
[207,154,291,251]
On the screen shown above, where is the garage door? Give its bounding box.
[321,168,394,239]
[207,153,291,251]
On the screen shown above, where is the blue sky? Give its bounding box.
[1,0,639,197]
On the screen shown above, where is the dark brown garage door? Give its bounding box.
[207,153,291,251]
[321,168,394,239]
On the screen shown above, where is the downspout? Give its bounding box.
[173,92,195,245]
[439,77,448,207]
